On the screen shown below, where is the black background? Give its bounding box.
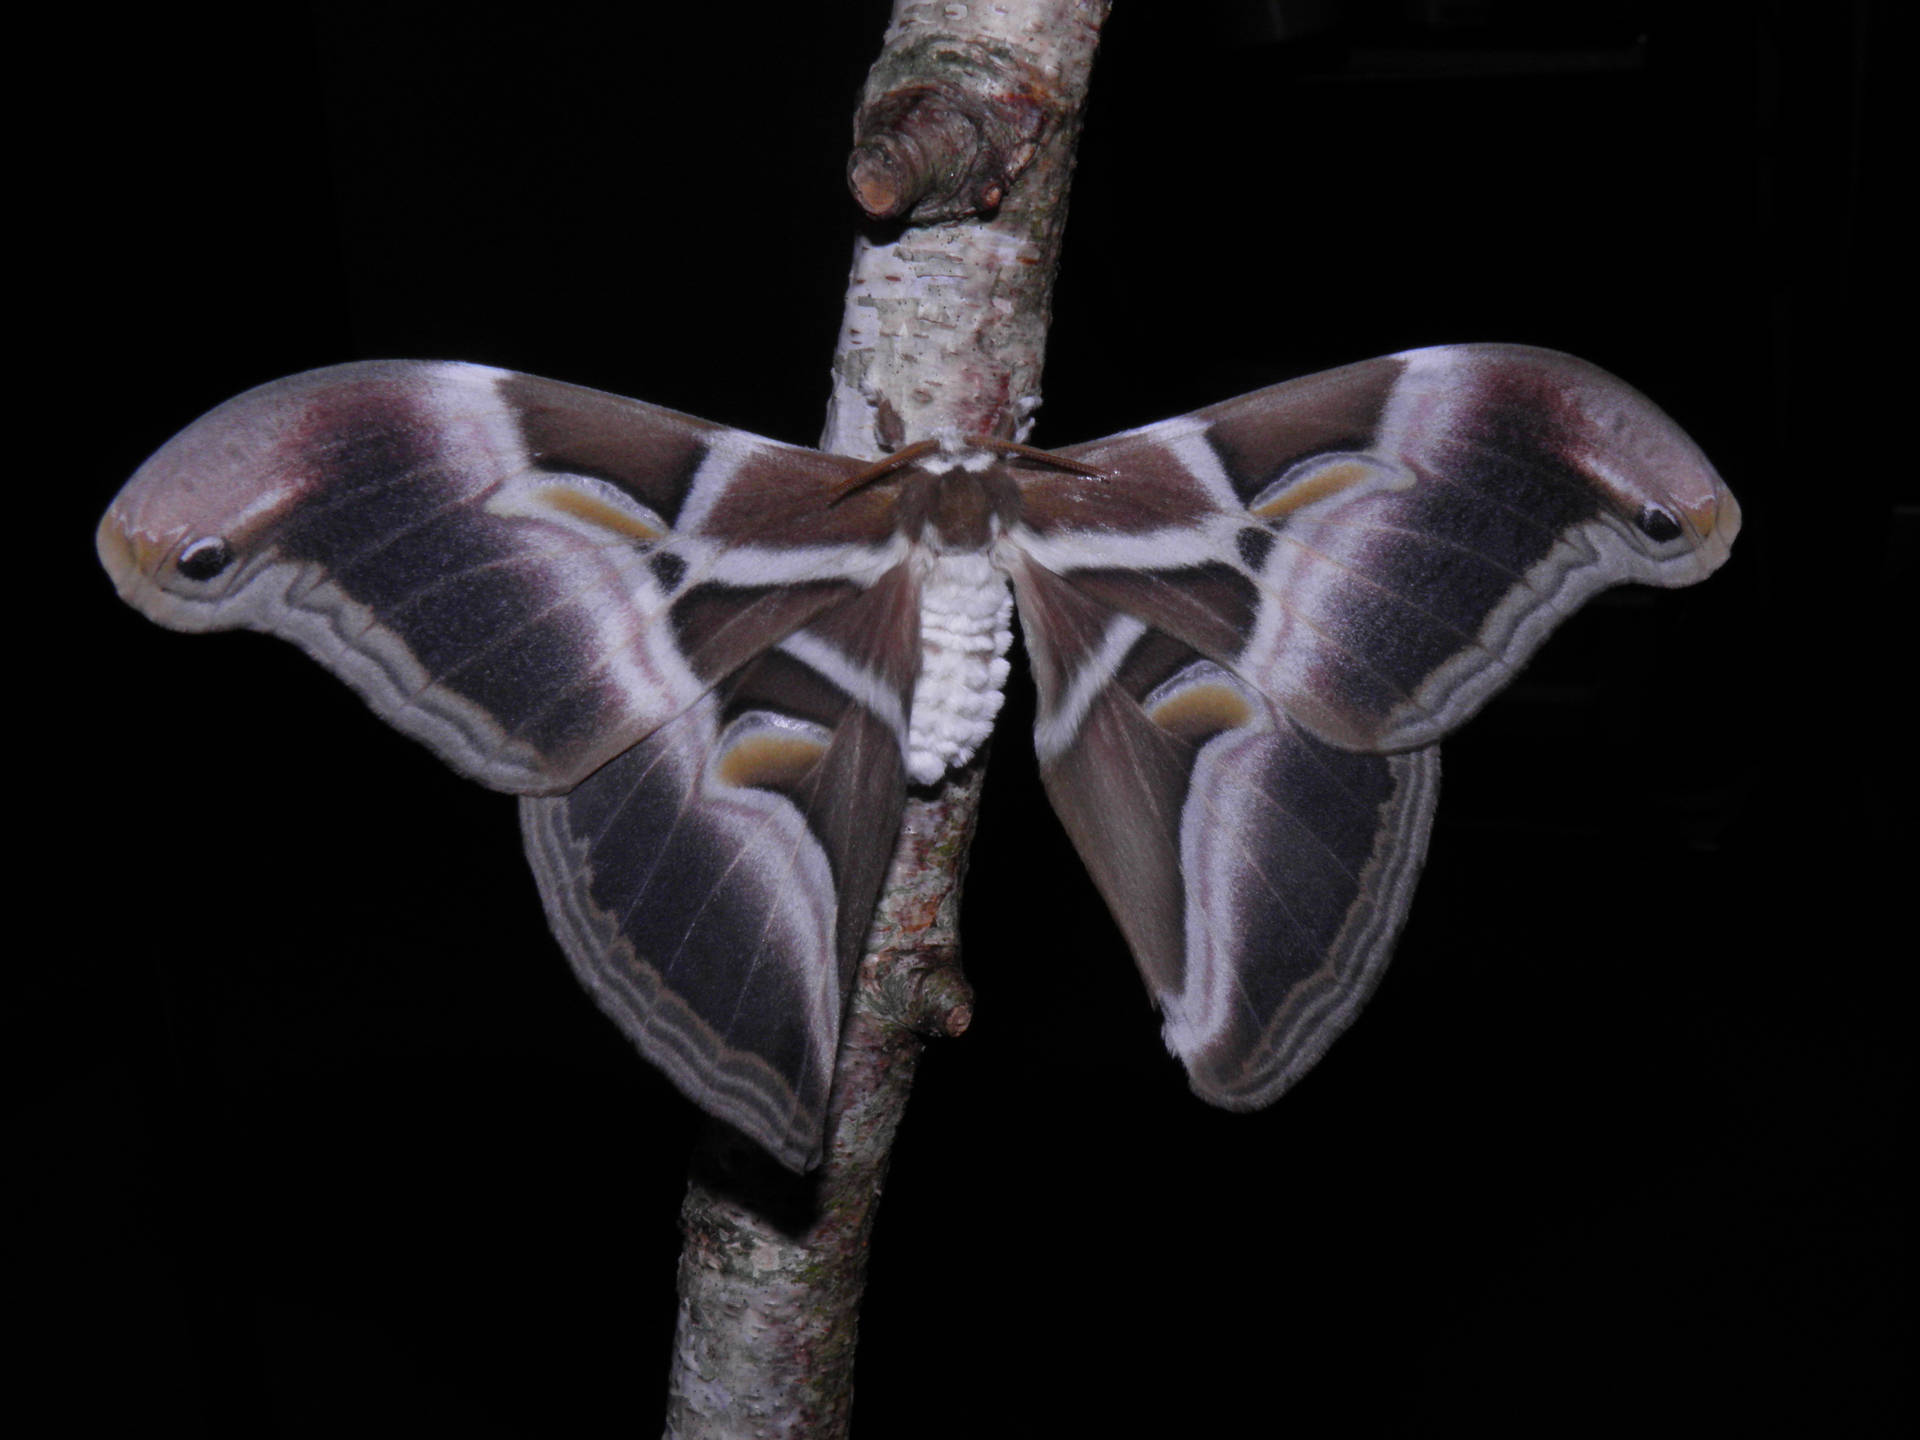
[31,1,1901,1433]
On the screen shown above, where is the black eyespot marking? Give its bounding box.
[1236,525,1275,571]
[176,537,234,581]
[1635,505,1683,543]
[649,551,687,594]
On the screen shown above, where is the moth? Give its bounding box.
[99,344,1736,1170]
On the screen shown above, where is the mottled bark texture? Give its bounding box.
[663,3,1109,1436]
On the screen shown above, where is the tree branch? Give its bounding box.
[663,3,1109,1434]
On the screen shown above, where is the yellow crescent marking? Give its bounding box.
[537,485,663,541]
[1250,458,1381,520]
[1148,683,1253,743]
[717,732,827,790]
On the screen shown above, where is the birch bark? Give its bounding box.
[662,3,1110,1435]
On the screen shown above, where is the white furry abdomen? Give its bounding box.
[906,551,1014,784]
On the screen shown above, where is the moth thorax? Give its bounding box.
[923,465,1002,553]
[906,550,1014,784]
[923,428,999,474]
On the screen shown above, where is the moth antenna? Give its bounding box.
[989,438,1109,480]
[827,439,944,502]
[827,436,1108,503]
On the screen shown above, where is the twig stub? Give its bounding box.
[849,55,1049,223]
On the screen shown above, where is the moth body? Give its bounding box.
[904,548,1013,784]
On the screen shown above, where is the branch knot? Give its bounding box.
[861,942,976,1040]
[849,58,1048,222]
